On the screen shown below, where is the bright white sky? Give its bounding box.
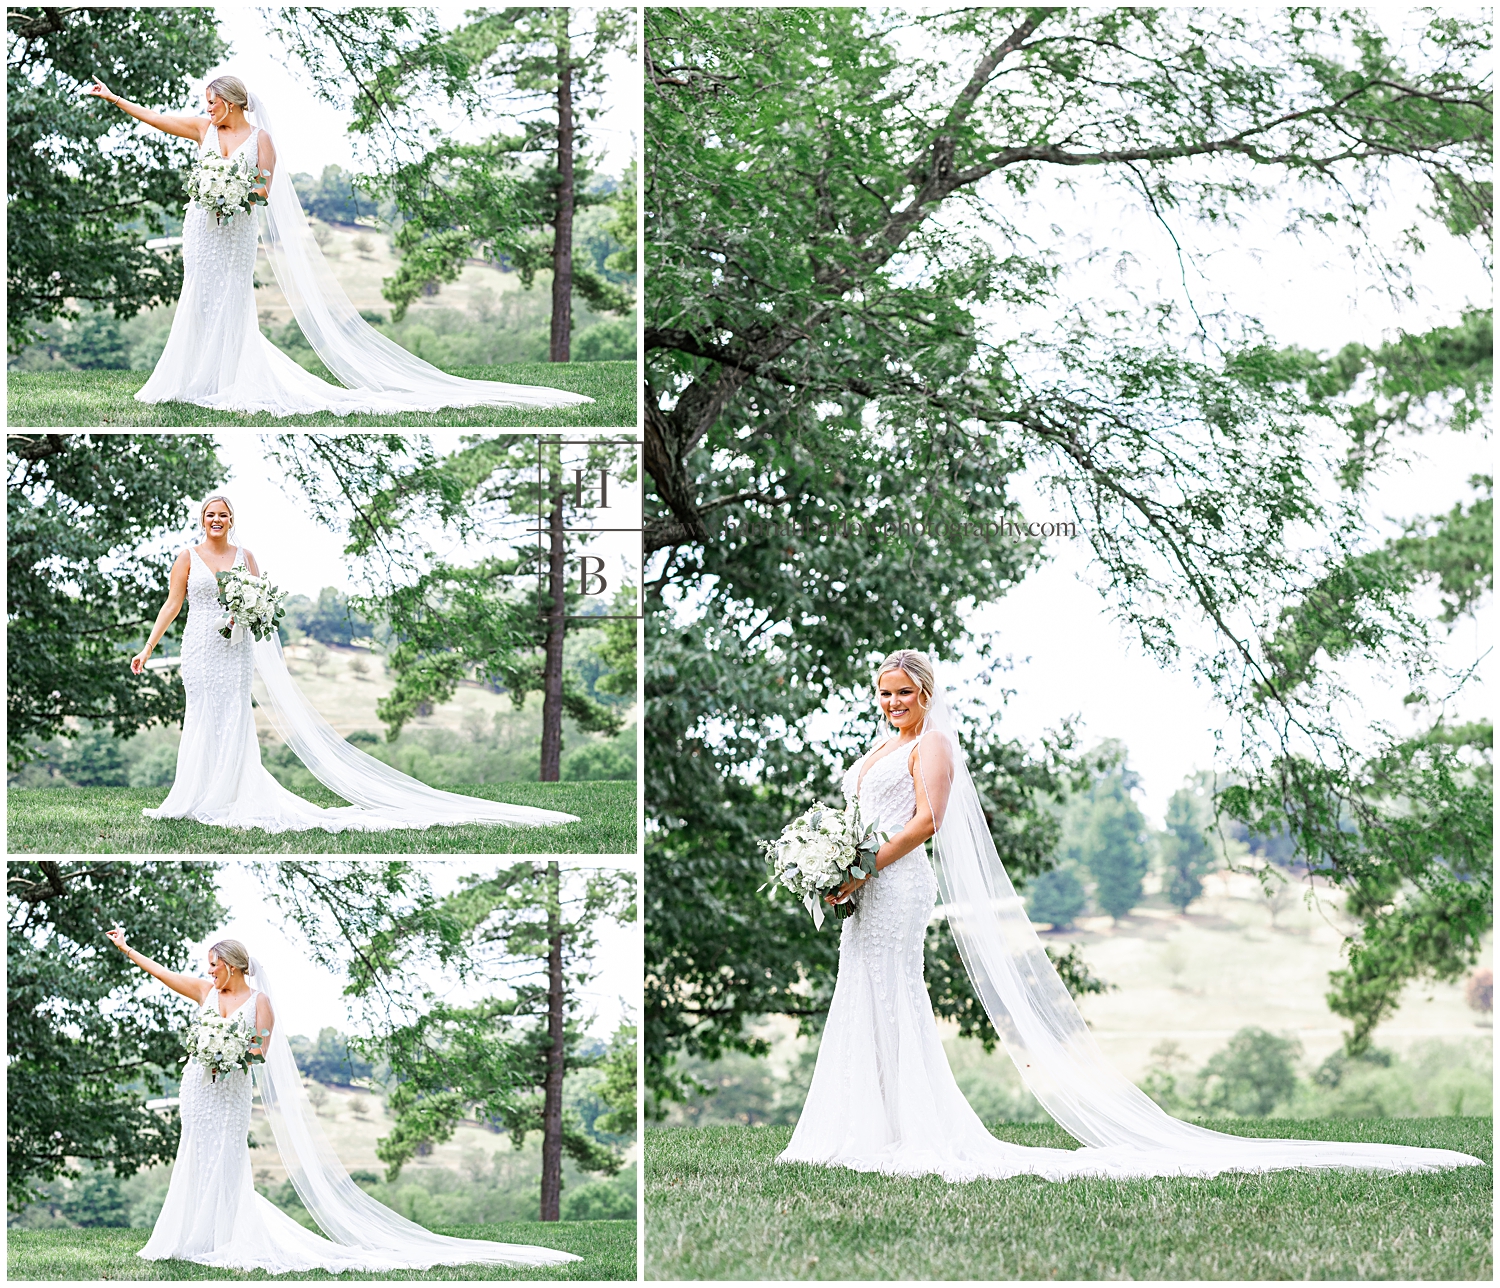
[193,5,634,180]
[213,431,502,600]
[650,19,1491,829]
[184,860,638,1044]
[954,159,1492,825]
[209,432,642,605]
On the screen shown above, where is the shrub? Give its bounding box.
[1026,867,1086,929]
[562,740,636,781]
[1192,1026,1302,1117]
[572,319,635,362]
[560,1167,636,1220]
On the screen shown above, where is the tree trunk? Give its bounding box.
[539,860,565,1220]
[539,457,566,781]
[549,21,574,363]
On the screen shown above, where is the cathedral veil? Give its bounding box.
[915,668,1482,1175]
[244,954,579,1267]
[231,82,592,411]
[249,633,580,829]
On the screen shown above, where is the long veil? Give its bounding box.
[916,670,1483,1174]
[237,84,593,412]
[249,634,580,828]
[245,955,580,1267]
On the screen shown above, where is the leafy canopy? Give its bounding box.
[7,8,227,349]
[644,6,1491,1097]
[7,434,226,769]
[7,861,224,1208]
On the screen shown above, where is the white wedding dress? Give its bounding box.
[136,121,593,417]
[779,725,1485,1181]
[140,977,579,1272]
[143,543,578,833]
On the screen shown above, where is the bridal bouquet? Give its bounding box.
[215,568,288,643]
[181,1011,266,1085]
[184,151,267,225]
[760,800,885,929]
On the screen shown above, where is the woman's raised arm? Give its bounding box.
[84,77,206,143]
[105,929,211,1005]
[131,550,190,674]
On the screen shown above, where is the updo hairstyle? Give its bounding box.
[206,75,249,108]
[207,938,250,974]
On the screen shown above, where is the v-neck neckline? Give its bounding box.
[193,544,240,575]
[213,987,254,1020]
[856,734,920,796]
[211,123,253,160]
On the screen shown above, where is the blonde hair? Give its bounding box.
[207,938,250,974]
[206,75,249,108]
[874,649,937,707]
[199,494,235,531]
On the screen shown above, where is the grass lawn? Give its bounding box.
[646,1119,1493,1280]
[7,782,637,855]
[6,362,636,428]
[7,1221,635,1281]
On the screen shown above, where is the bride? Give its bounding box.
[83,73,594,418]
[779,649,1485,1180]
[129,493,579,834]
[104,931,581,1272]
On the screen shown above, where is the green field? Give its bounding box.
[646,1120,1493,1280]
[7,783,637,855]
[6,362,635,428]
[7,1221,634,1281]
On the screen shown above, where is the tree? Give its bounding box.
[446,863,635,1220]
[267,433,634,780]
[251,860,635,1222]
[7,434,226,769]
[287,1028,376,1086]
[1026,867,1086,930]
[1192,1027,1302,1118]
[265,6,635,358]
[7,7,227,349]
[1162,781,1217,914]
[280,587,382,648]
[592,1020,637,1136]
[644,7,1491,1088]
[1082,778,1150,923]
[7,861,224,1207]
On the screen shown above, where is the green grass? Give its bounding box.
[7,782,637,854]
[7,1221,634,1280]
[6,362,636,427]
[646,1119,1493,1280]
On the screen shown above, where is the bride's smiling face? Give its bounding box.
[202,501,232,541]
[207,951,232,990]
[205,89,231,126]
[877,668,926,734]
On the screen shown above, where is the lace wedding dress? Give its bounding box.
[778,716,1485,1181]
[140,976,579,1271]
[143,544,578,833]
[136,120,593,417]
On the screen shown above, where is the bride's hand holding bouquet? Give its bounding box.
[215,568,287,643]
[760,799,885,929]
